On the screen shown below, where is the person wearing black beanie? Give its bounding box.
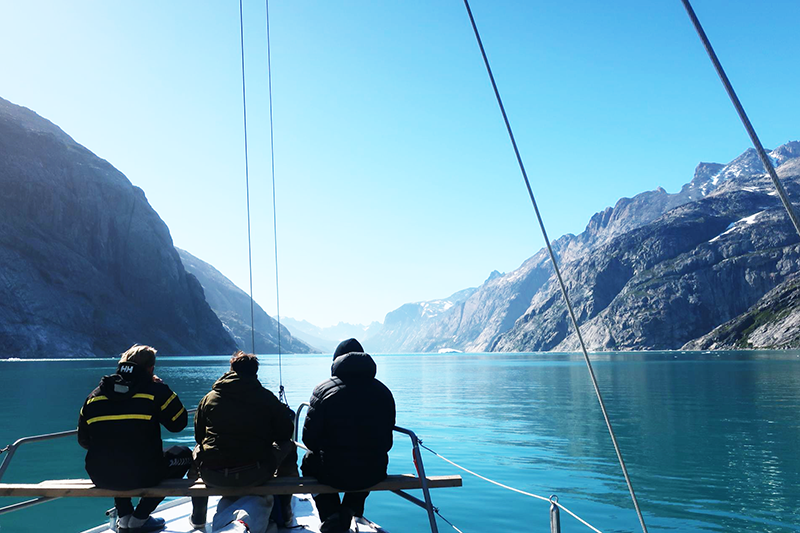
[301,338,396,533]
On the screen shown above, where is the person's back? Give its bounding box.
[303,349,395,489]
[302,338,395,532]
[78,344,190,533]
[194,351,296,530]
[78,347,187,489]
[194,352,294,481]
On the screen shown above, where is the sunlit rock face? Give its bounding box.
[375,141,800,353]
[0,97,236,357]
[494,191,800,352]
[683,273,800,350]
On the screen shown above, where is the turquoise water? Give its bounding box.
[1,351,800,533]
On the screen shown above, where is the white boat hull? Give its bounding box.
[81,494,387,533]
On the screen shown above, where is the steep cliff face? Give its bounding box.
[177,248,318,354]
[683,274,800,350]
[374,141,800,353]
[0,97,236,357]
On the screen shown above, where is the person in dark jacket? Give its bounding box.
[193,351,296,527]
[302,338,396,533]
[78,344,192,533]
[195,351,295,485]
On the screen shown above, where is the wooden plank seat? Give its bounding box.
[0,474,462,498]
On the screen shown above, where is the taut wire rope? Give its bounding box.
[264,0,285,403]
[460,1,648,532]
[680,0,800,240]
[238,0,257,353]
[419,442,602,533]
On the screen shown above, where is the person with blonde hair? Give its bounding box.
[78,344,192,533]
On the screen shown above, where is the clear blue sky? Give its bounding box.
[2,1,799,327]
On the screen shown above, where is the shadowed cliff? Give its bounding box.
[0,97,236,357]
[177,248,319,354]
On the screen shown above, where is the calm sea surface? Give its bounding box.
[1,351,800,533]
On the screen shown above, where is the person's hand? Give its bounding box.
[152,374,163,383]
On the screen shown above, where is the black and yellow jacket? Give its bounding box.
[77,361,187,490]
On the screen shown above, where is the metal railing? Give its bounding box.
[295,402,441,533]
[0,408,197,516]
[3,405,446,533]
[0,429,77,514]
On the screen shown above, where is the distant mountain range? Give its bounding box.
[369,142,800,352]
[2,92,799,356]
[280,318,382,353]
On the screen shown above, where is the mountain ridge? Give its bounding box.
[372,140,800,353]
[177,248,318,354]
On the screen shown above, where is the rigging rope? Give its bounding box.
[431,510,464,533]
[679,0,800,240]
[420,442,602,533]
[264,0,286,403]
[460,2,648,532]
[238,0,257,353]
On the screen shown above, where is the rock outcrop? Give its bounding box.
[683,274,800,350]
[177,248,318,354]
[0,97,236,357]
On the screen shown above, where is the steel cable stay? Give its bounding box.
[419,442,603,533]
[460,1,648,532]
[264,0,286,404]
[237,0,257,354]
[240,0,287,401]
[680,0,800,241]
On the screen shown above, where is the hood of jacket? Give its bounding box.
[211,370,264,399]
[97,361,150,400]
[331,352,377,382]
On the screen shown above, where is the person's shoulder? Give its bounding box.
[312,377,343,400]
[373,378,393,393]
[256,384,280,402]
[144,379,178,398]
[371,379,395,403]
[84,384,103,402]
[197,388,218,406]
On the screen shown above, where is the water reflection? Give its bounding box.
[1,352,799,532]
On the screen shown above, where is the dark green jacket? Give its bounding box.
[195,371,293,471]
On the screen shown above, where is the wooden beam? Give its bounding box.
[0,474,462,498]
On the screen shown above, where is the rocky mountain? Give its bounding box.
[0,97,236,358]
[280,318,382,353]
[375,141,800,352]
[495,188,800,351]
[177,248,317,354]
[367,285,479,353]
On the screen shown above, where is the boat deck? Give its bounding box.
[80,494,389,533]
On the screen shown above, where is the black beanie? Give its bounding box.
[333,338,364,360]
